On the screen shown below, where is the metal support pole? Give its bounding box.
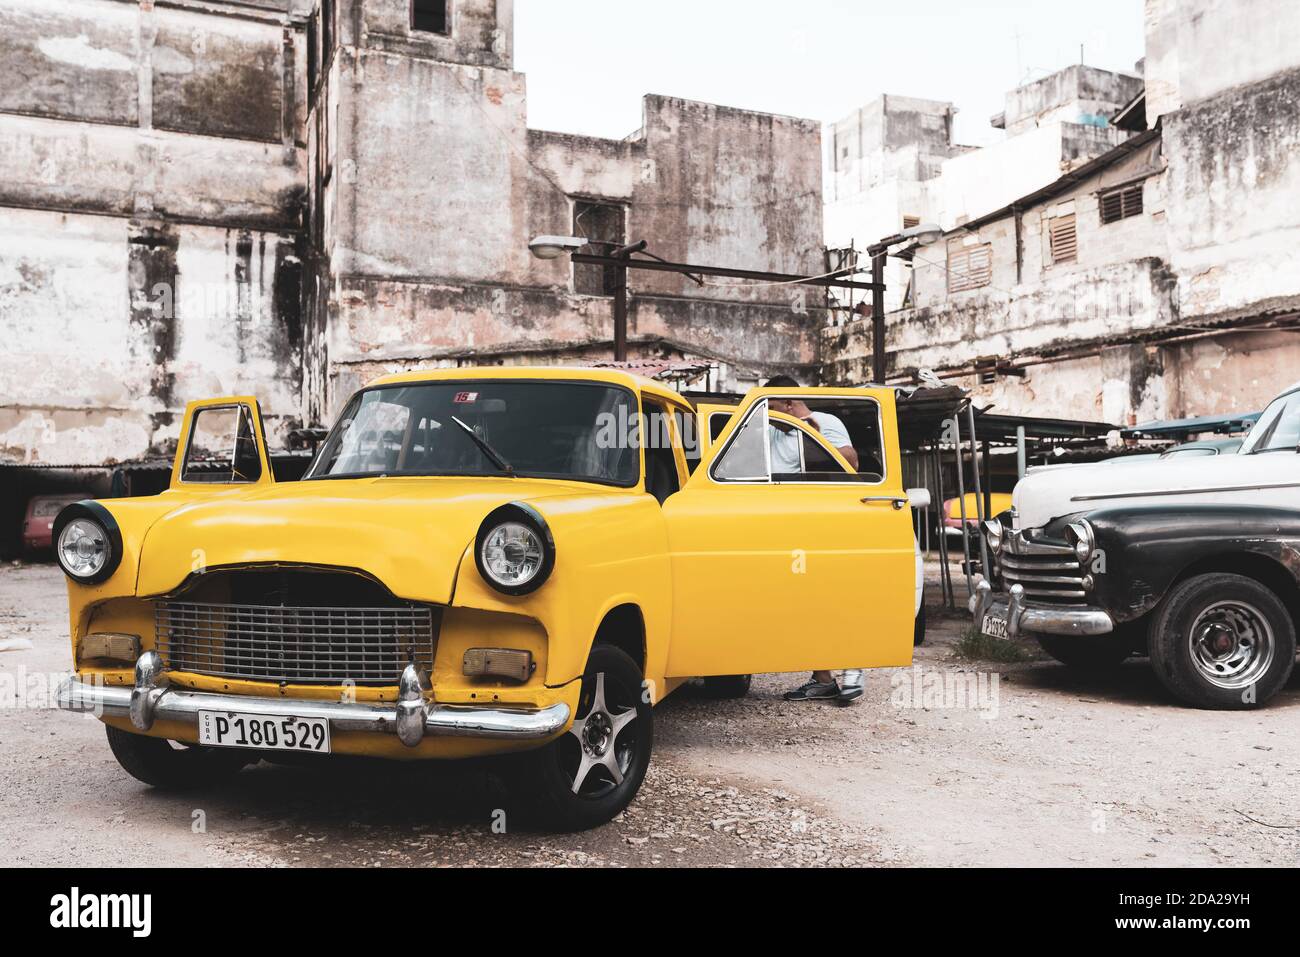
[613,266,628,361]
[871,249,887,385]
[1016,424,1027,479]
[932,443,953,609]
[951,414,974,599]
[966,401,993,579]
[610,240,647,362]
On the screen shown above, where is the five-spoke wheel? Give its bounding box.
[515,644,653,830]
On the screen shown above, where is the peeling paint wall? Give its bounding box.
[310,0,825,418]
[0,0,307,466]
[824,4,1300,428]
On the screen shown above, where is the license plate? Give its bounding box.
[981,614,1009,639]
[198,710,331,754]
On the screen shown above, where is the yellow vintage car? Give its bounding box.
[55,367,919,829]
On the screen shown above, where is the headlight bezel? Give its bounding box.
[981,517,1004,554]
[52,501,122,585]
[1064,519,1097,564]
[474,502,555,596]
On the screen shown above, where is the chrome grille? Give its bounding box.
[155,601,436,685]
[998,534,1087,605]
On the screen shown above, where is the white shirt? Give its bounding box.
[769,411,852,474]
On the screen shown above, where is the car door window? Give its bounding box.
[711,399,769,481]
[181,404,264,483]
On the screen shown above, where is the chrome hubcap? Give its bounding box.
[566,672,637,795]
[1188,600,1275,690]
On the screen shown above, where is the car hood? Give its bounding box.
[136,476,597,603]
[1013,451,1295,529]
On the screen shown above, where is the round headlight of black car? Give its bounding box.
[475,503,555,596]
[1064,519,1096,564]
[981,518,1004,554]
[52,502,122,585]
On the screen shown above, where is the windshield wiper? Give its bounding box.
[451,417,514,475]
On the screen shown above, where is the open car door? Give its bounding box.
[169,397,274,490]
[662,386,914,678]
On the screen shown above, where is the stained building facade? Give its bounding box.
[0,0,827,471]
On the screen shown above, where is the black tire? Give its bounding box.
[914,600,927,646]
[105,724,252,790]
[701,674,752,698]
[514,644,652,831]
[1148,572,1296,710]
[1037,629,1135,672]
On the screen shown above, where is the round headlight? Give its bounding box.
[475,504,555,596]
[1065,520,1096,564]
[52,502,122,584]
[981,518,1004,554]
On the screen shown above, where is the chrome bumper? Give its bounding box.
[57,653,570,745]
[969,580,1114,637]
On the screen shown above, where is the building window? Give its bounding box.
[903,215,920,230]
[947,240,992,293]
[573,199,626,296]
[412,0,450,36]
[1048,213,1077,264]
[1100,183,1144,224]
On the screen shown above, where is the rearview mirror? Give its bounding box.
[906,488,932,510]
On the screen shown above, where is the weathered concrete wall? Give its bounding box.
[1145,0,1300,122]
[1002,65,1143,136]
[1162,66,1300,325]
[0,207,302,464]
[0,0,306,466]
[315,9,827,416]
[932,121,1129,227]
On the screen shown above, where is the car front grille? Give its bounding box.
[998,534,1088,605]
[154,601,437,686]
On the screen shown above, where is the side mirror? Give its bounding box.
[906,488,932,510]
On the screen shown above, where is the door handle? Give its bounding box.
[861,496,907,510]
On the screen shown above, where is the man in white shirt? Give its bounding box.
[762,376,864,704]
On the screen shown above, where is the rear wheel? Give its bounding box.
[517,645,652,831]
[1149,573,1295,709]
[105,725,252,790]
[914,601,927,646]
[701,674,752,698]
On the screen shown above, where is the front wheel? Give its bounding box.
[105,725,252,790]
[1149,573,1296,709]
[515,645,652,831]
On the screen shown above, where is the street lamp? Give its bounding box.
[864,222,943,385]
[528,235,589,260]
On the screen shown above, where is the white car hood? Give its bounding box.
[1012,452,1299,529]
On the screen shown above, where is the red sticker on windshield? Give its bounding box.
[453,392,479,403]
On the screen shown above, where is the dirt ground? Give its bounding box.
[2,560,1298,868]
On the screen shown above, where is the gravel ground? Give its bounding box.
[2,560,1298,867]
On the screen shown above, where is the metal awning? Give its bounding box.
[1123,410,1261,439]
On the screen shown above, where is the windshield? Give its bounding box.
[1240,390,1300,454]
[307,380,640,485]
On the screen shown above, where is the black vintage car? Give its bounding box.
[972,383,1300,710]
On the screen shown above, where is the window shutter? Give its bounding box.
[1049,214,1077,263]
[1100,184,1144,224]
[947,241,993,293]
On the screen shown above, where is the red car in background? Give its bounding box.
[22,493,92,556]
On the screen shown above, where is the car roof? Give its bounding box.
[365,366,687,407]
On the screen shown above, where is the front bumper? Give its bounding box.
[969,579,1114,637]
[57,652,570,745]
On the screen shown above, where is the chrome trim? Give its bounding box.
[1071,481,1300,503]
[129,651,165,732]
[969,589,1113,637]
[58,671,570,743]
